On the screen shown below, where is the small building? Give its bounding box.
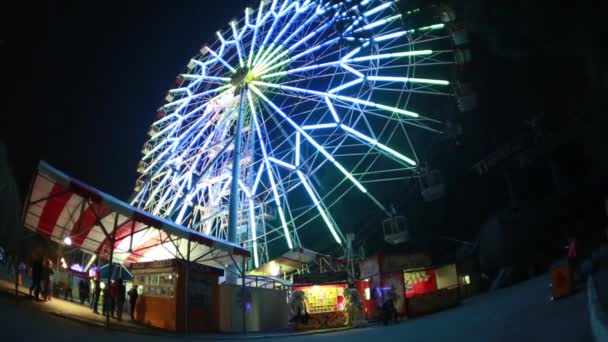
[130,259,223,332]
[358,253,461,319]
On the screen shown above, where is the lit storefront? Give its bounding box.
[358,253,461,319]
[292,273,349,330]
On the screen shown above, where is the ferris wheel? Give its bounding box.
[132,0,455,268]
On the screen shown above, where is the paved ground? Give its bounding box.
[0,270,593,342]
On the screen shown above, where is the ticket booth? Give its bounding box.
[131,259,222,332]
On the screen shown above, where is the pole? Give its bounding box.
[227,86,247,284]
[185,239,191,334]
[105,212,118,328]
[241,258,247,334]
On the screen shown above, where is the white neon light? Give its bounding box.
[296,170,341,244]
[252,81,420,118]
[324,97,340,123]
[239,179,252,197]
[203,46,236,73]
[276,206,293,249]
[295,133,301,166]
[249,199,259,267]
[341,125,417,166]
[363,2,393,17]
[373,31,407,42]
[252,162,264,194]
[355,14,401,33]
[328,78,363,94]
[248,91,294,249]
[268,156,296,170]
[367,76,450,85]
[302,123,338,130]
[340,64,364,78]
[230,21,245,67]
[262,50,433,79]
[250,85,367,193]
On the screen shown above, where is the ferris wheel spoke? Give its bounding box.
[248,91,294,249]
[253,80,421,118]
[250,84,367,194]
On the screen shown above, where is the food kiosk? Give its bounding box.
[292,273,348,330]
[130,258,223,332]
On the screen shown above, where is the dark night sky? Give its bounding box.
[3,0,249,200]
[1,1,602,259]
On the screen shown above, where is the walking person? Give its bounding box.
[64,272,73,301]
[29,257,42,299]
[92,278,101,314]
[78,278,88,304]
[128,284,139,320]
[40,260,50,301]
[115,278,126,321]
[108,280,117,318]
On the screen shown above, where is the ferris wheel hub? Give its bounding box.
[231,67,256,87]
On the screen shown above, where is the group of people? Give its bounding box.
[87,277,140,321]
[88,277,138,321]
[28,258,54,301]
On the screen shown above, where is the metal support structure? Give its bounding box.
[227,86,248,284]
[241,257,247,334]
[184,238,191,334]
[105,212,119,328]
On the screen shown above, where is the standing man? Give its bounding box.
[127,284,139,320]
[115,278,126,321]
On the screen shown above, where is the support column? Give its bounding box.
[227,86,248,284]
[105,213,118,328]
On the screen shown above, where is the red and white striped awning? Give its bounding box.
[23,161,249,268]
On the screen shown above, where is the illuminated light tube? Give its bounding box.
[418,23,445,31]
[252,81,420,118]
[355,14,402,32]
[262,50,433,79]
[252,45,267,67]
[239,179,252,197]
[252,162,265,194]
[373,31,407,42]
[249,85,367,193]
[249,199,259,268]
[295,133,301,166]
[203,46,236,73]
[247,1,265,68]
[268,156,296,170]
[230,21,244,67]
[349,49,432,62]
[297,170,341,244]
[276,206,293,249]
[363,2,393,17]
[342,47,361,61]
[283,10,320,47]
[328,78,364,94]
[341,125,417,166]
[302,123,338,130]
[248,91,293,249]
[341,64,364,78]
[84,254,97,272]
[367,76,450,85]
[325,97,341,122]
[333,162,367,193]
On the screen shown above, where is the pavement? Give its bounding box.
[0,267,595,342]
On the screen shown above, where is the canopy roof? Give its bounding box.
[23,161,249,269]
